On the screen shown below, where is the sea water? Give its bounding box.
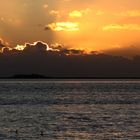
[0,80,139,140]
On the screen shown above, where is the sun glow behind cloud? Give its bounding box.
[14,45,25,51]
[1,0,140,55]
[46,22,79,31]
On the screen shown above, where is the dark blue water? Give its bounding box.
[0,80,139,139]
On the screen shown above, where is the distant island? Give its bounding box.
[11,74,49,79]
[0,74,140,79]
[0,74,48,79]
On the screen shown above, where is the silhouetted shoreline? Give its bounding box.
[0,74,140,79]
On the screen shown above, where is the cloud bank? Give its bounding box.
[0,40,140,77]
[0,40,85,56]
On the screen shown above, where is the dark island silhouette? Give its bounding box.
[1,74,140,79]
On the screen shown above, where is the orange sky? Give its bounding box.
[0,0,140,54]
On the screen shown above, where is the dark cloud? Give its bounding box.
[0,40,86,56]
[59,48,85,55]
[2,47,10,54]
[44,25,52,31]
[0,40,140,77]
[19,41,85,56]
[0,41,140,77]
[50,44,85,55]
[23,41,49,53]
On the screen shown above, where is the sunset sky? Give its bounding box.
[0,0,140,54]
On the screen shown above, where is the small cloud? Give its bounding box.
[44,25,52,31]
[50,43,85,55]
[69,10,82,18]
[49,10,60,18]
[43,4,48,9]
[45,22,79,31]
[0,17,5,22]
[103,24,140,31]
[69,8,91,18]
[23,41,50,53]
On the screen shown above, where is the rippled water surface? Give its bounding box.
[0,80,139,139]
